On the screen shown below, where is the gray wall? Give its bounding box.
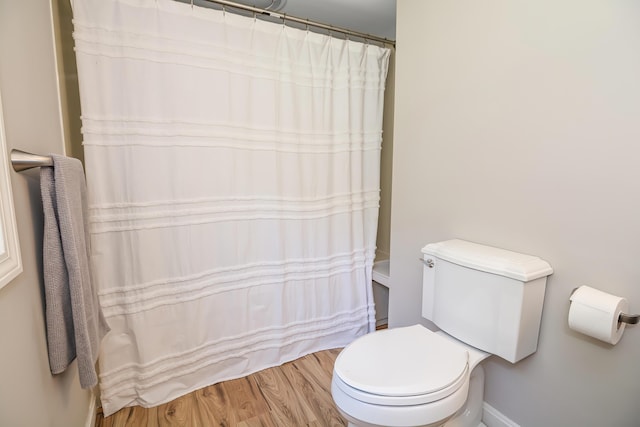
[0,1,92,425]
[391,1,640,426]
[376,48,395,262]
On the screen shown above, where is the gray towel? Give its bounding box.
[41,154,109,389]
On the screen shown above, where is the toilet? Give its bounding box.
[331,239,553,427]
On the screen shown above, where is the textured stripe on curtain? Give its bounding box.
[71,0,390,415]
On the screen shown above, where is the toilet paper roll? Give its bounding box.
[568,286,629,345]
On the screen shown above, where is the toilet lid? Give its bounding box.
[334,325,469,399]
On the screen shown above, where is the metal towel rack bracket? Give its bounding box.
[10,149,53,172]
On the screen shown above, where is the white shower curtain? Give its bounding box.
[72,0,389,415]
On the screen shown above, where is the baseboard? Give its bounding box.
[482,402,520,427]
[85,392,98,427]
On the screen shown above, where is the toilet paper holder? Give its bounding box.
[619,313,639,325]
[571,288,639,326]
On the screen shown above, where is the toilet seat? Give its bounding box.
[333,325,469,406]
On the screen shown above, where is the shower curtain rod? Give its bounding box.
[189,0,396,46]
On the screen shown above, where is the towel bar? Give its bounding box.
[10,149,53,172]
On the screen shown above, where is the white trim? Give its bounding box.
[85,392,98,427]
[483,402,520,427]
[0,90,23,291]
[372,259,390,287]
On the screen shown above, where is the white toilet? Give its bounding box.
[331,239,553,427]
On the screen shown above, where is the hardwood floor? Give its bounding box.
[96,348,347,427]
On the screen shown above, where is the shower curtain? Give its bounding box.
[72,0,390,415]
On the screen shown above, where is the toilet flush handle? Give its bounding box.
[419,258,434,268]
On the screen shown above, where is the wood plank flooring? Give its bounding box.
[96,348,347,427]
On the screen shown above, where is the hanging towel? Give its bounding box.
[40,154,110,389]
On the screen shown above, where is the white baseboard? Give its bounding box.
[85,392,98,427]
[482,402,520,427]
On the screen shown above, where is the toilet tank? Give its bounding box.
[421,239,553,363]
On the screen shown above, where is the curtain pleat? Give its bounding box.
[72,0,389,415]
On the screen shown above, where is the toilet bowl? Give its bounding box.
[332,325,489,427]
